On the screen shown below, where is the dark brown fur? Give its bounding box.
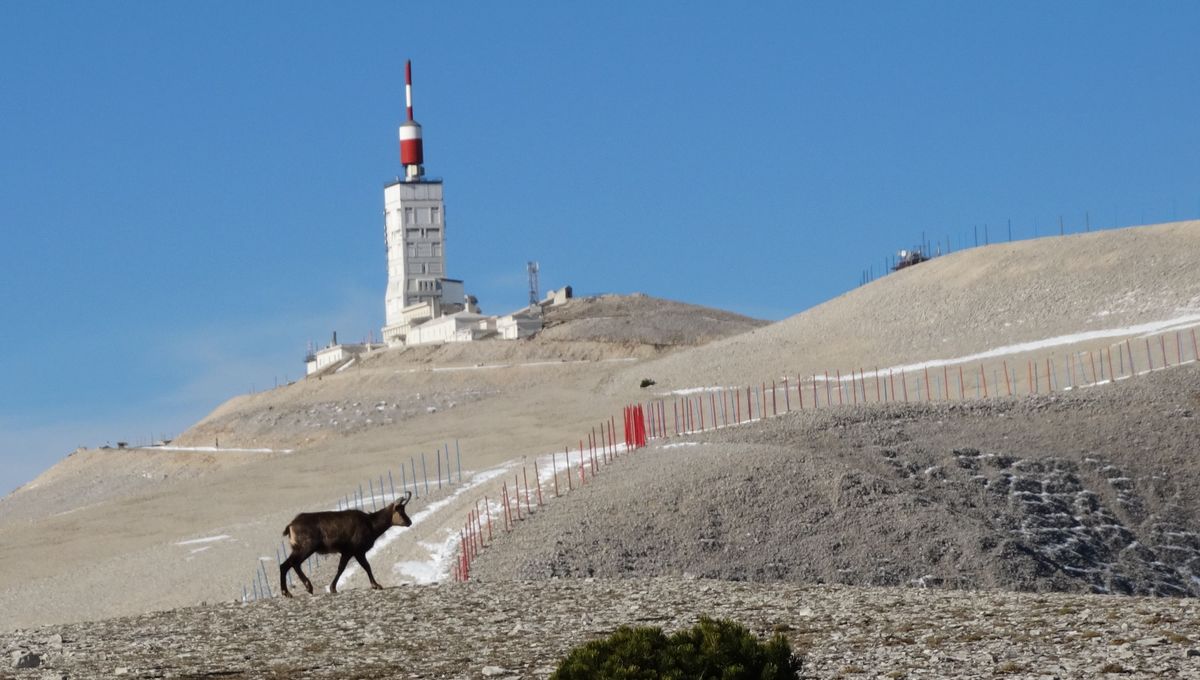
[279,491,413,597]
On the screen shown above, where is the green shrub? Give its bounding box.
[551,616,802,680]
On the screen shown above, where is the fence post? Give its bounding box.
[579,442,586,486]
[259,560,273,598]
[484,496,494,540]
[513,475,523,520]
[523,467,533,514]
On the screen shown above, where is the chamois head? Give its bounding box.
[390,490,414,528]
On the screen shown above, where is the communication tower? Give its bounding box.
[527,261,540,307]
[382,61,450,345]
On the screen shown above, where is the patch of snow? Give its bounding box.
[393,536,460,584]
[150,446,293,454]
[667,386,729,396]
[336,464,513,590]
[831,313,1200,383]
[175,534,230,546]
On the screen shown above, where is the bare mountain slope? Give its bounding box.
[629,221,1200,391]
[167,294,763,451]
[2,225,1198,634]
[473,364,1200,598]
[537,293,769,346]
[0,295,761,629]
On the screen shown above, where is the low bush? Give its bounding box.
[551,616,802,680]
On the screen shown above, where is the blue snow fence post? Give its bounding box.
[456,440,463,484]
[421,452,429,496]
[411,457,419,498]
[260,560,274,597]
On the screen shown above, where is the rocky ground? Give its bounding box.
[471,365,1200,598]
[4,578,1199,679]
[4,227,1200,676]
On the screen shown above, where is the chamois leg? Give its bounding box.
[289,551,315,595]
[355,552,383,590]
[279,559,293,598]
[329,552,352,593]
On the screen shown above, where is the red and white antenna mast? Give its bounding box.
[399,60,425,181]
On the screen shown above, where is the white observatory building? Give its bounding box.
[381,61,473,346]
[305,61,560,375]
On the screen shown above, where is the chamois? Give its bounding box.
[279,490,413,597]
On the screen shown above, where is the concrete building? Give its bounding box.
[305,335,380,376]
[382,180,450,344]
[373,61,555,350]
[405,311,494,346]
[498,310,543,340]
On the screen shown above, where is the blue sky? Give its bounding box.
[2,2,1198,494]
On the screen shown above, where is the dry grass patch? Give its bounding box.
[1162,630,1191,644]
[996,660,1027,674]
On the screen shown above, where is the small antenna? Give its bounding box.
[405,60,414,122]
[527,261,540,306]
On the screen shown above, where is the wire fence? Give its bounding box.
[451,323,1199,581]
[239,441,464,602]
[858,210,1199,287]
[240,322,1198,596]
